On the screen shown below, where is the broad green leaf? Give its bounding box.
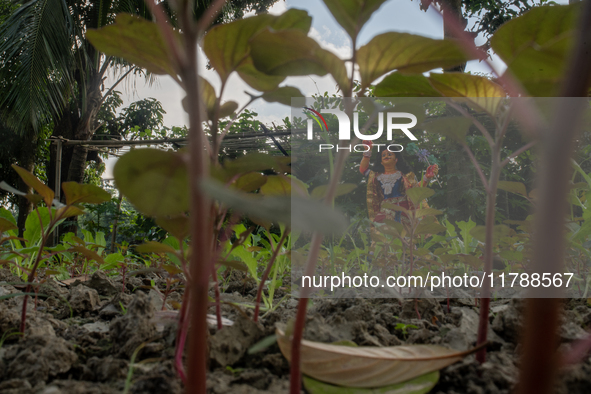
[500,250,523,262]
[260,175,292,195]
[470,225,512,244]
[201,179,347,235]
[55,206,86,219]
[311,184,357,200]
[135,241,178,255]
[217,153,291,181]
[250,28,350,93]
[86,14,179,77]
[455,254,481,268]
[0,218,17,234]
[497,181,527,197]
[380,202,409,214]
[428,73,506,115]
[12,165,54,208]
[303,371,438,394]
[571,219,591,242]
[70,245,106,265]
[321,0,388,41]
[415,222,446,236]
[102,252,124,270]
[114,149,188,217]
[61,182,111,205]
[203,9,311,84]
[374,74,442,97]
[406,187,435,206]
[155,216,190,240]
[490,4,579,96]
[217,101,239,119]
[23,207,51,247]
[217,259,248,272]
[262,86,304,106]
[233,172,267,193]
[237,58,285,91]
[0,208,16,226]
[456,218,476,253]
[200,76,216,117]
[357,33,470,89]
[414,208,443,218]
[422,116,473,144]
[277,327,480,387]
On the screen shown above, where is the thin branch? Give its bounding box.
[98,67,135,107]
[98,56,113,79]
[460,142,490,193]
[446,101,494,147]
[196,0,228,34]
[500,140,536,168]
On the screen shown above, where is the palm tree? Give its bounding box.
[0,0,153,190]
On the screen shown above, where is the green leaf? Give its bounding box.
[61,182,111,205]
[262,86,304,106]
[135,241,178,255]
[321,0,388,41]
[0,218,17,234]
[406,187,435,207]
[55,206,85,219]
[217,153,291,181]
[23,207,51,247]
[248,335,278,354]
[217,101,239,119]
[259,175,292,196]
[250,28,350,93]
[490,4,579,96]
[113,149,188,217]
[422,116,473,144]
[413,208,443,218]
[302,371,438,394]
[237,58,286,91]
[217,259,248,272]
[497,181,527,197]
[203,9,311,84]
[374,74,442,97]
[233,173,267,193]
[12,165,54,208]
[357,33,470,89]
[201,179,347,235]
[428,73,505,115]
[70,245,106,265]
[500,250,523,262]
[470,225,512,244]
[311,184,357,200]
[415,222,446,236]
[456,218,476,253]
[380,203,409,214]
[155,216,190,240]
[86,14,179,77]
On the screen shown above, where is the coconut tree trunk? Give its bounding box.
[15,131,38,237]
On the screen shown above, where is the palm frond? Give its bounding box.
[0,0,76,132]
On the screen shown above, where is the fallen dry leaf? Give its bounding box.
[277,327,484,388]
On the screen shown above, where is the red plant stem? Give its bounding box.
[20,233,49,333]
[518,1,591,392]
[174,287,191,383]
[254,230,289,322]
[475,155,500,363]
[290,233,323,394]
[211,266,222,330]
